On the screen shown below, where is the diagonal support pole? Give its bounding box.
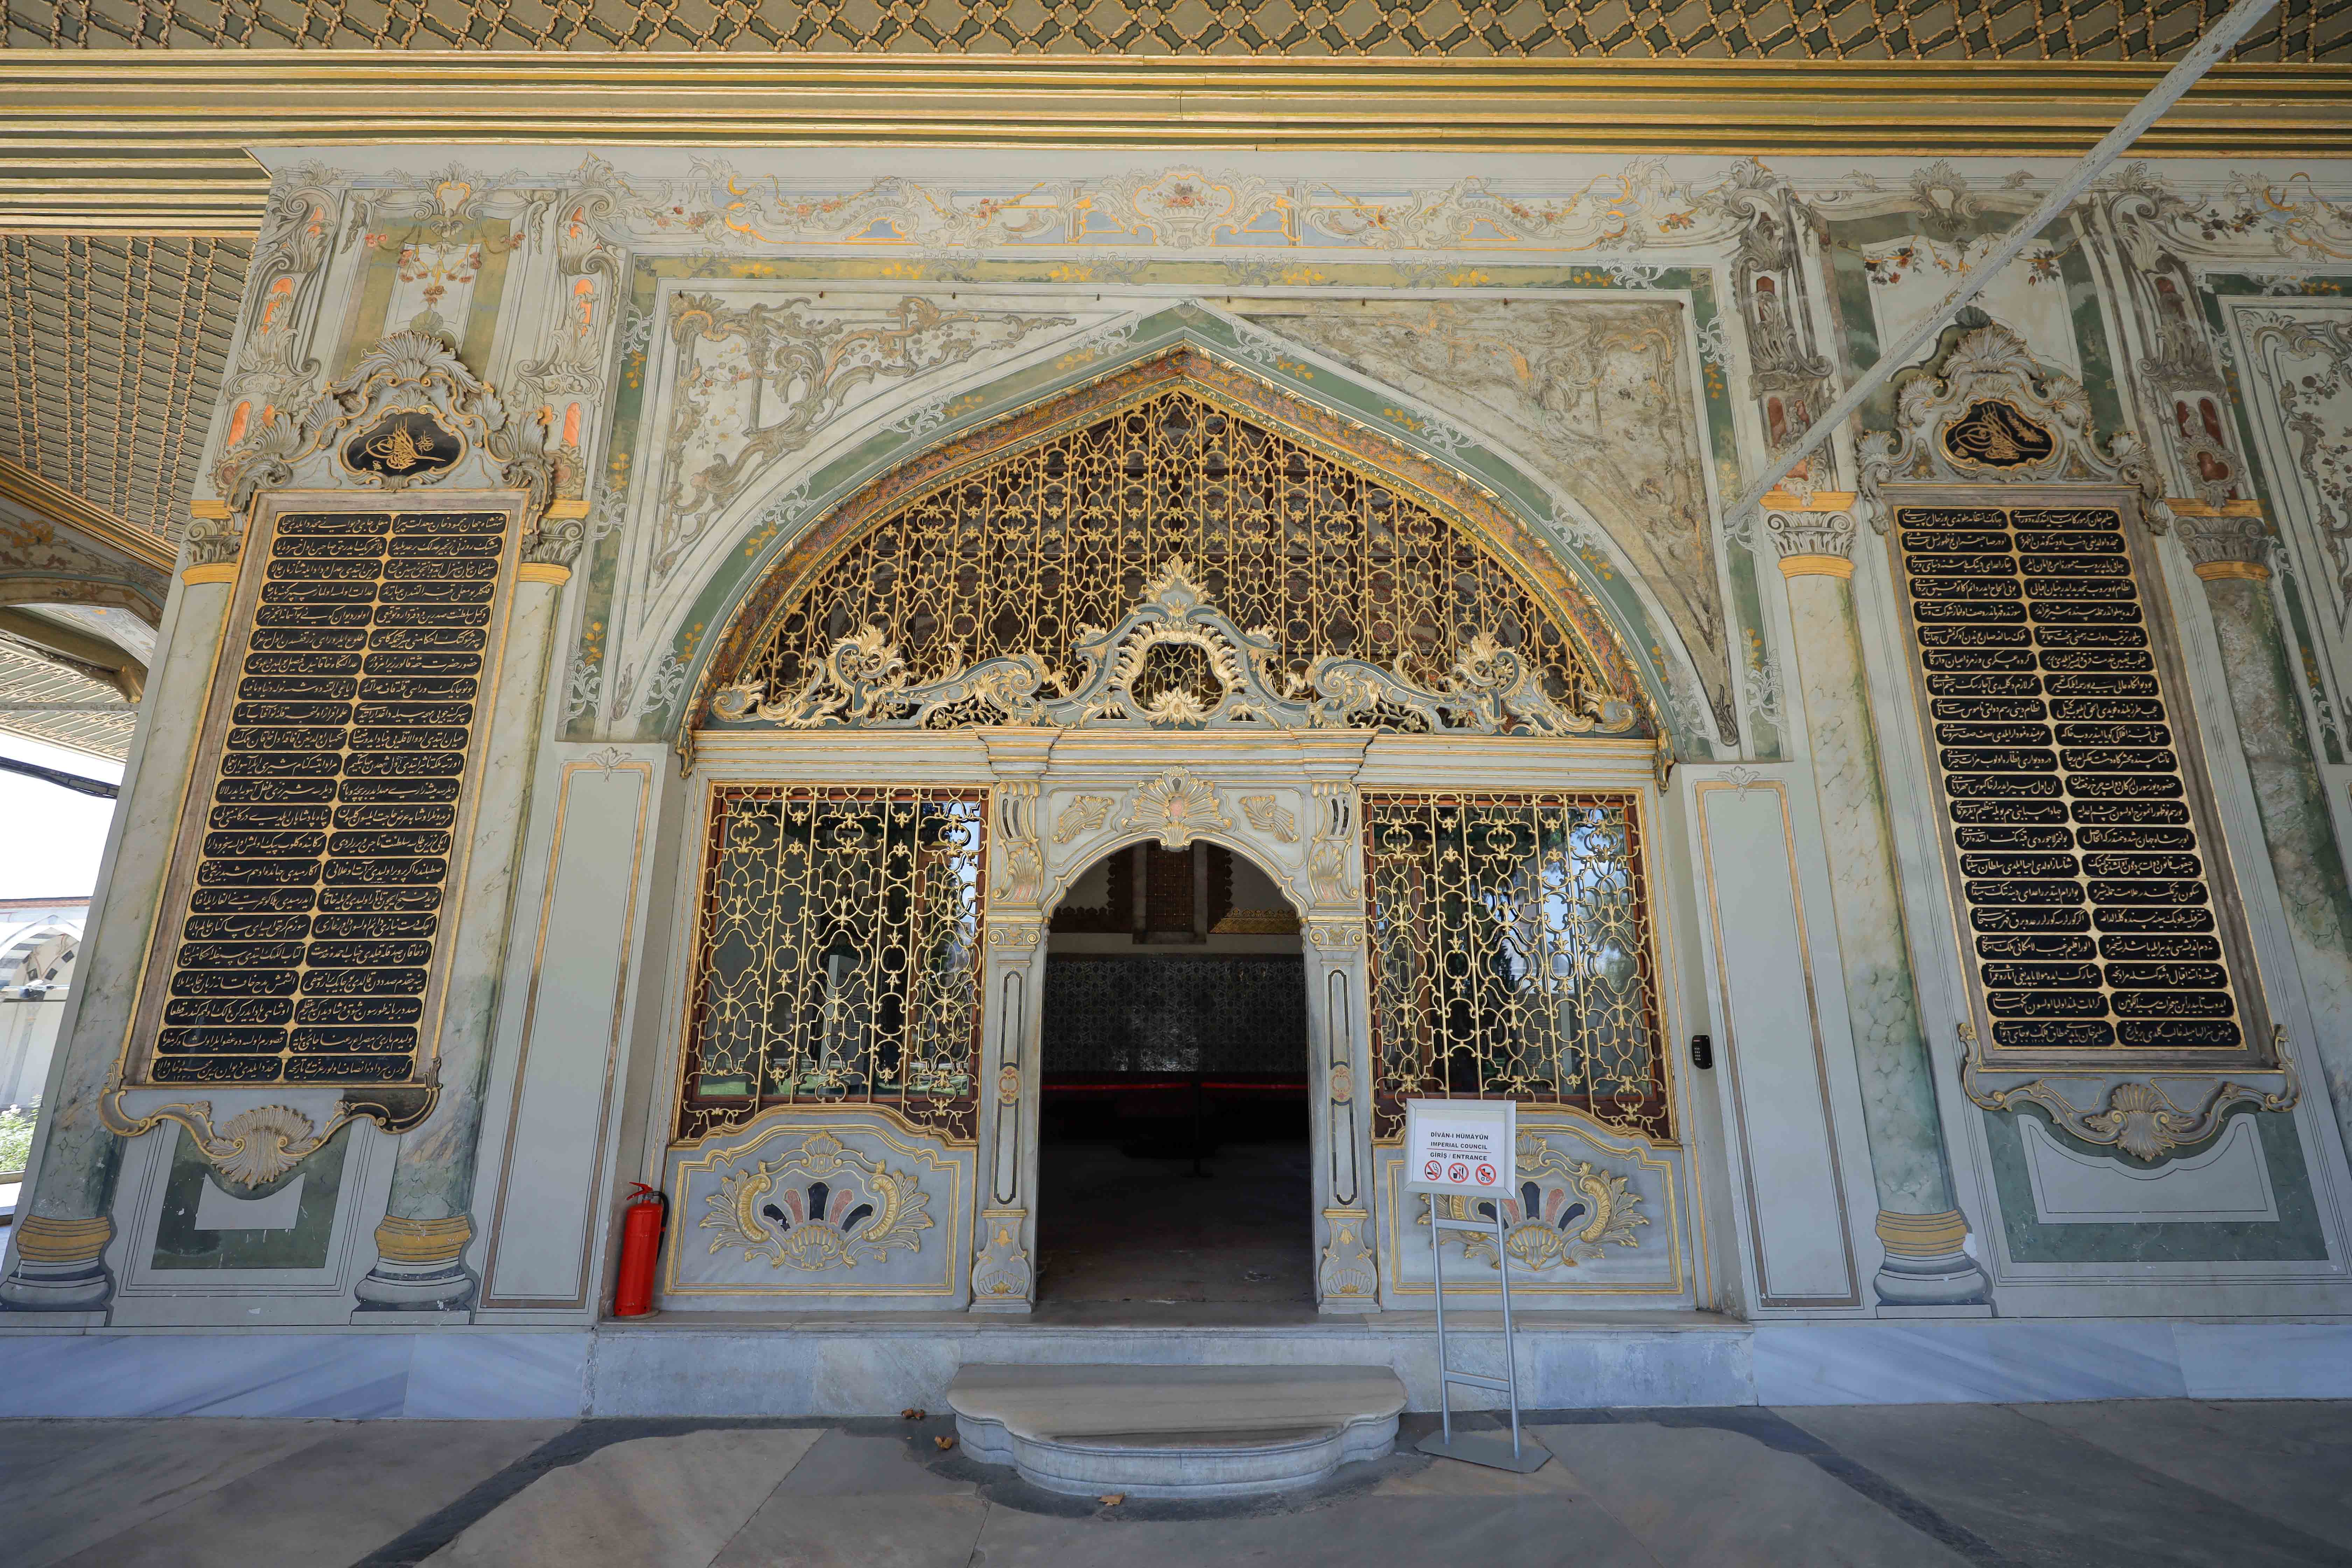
[1723,0,2280,527]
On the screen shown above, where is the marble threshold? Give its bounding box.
[0,1313,2345,1420]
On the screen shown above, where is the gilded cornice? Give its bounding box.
[7,57,2352,234]
[0,456,176,575]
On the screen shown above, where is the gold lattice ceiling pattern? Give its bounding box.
[0,235,248,546]
[6,0,2343,58]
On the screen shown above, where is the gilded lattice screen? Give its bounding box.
[678,785,987,1143]
[1363,791,1670,1143]
[721,387,1610,729]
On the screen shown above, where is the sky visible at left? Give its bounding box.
[0,732,123,900]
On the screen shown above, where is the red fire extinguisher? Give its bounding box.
[612,1182,669,1317]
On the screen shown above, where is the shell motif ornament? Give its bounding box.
[1426,1156,1649,1271]
[702,1132,933,1271]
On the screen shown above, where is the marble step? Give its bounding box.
[945,1362,1406,1498]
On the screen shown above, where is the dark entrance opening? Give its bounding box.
[1037,840,1312,1309]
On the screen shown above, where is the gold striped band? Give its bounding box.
[1874,1208,1970,1258]
[2193,560,2270,582]
[372,1214,474,1265]
[13,1214,114,1264]
[1778,554,1854,580]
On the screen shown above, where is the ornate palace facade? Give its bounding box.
[4,26,2352,1411]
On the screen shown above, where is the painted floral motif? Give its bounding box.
[700,1132,933,1271]
[1424,1151,1648,1271]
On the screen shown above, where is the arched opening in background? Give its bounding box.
[1036,839,1312,1310]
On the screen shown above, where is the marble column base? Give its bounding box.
[1,1215,115,1311]
[352,1215,477,1312]
[1873,1210,1990,1308]
[0,1253,114,1311]
[351,1255,477,1312]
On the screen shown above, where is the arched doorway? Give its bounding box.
[1037,839,1312,1309]
[654,359,1698,1317]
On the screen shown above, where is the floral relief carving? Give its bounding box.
[699,1132,933,1270]
[654,294,1075,581]
[1120,771,1233,848]
[1050,795,1116,845]
[1240,795,1298,843]
[1960,1024,2302,1162]
[1421,1142,1650,1271]
[2245,310,2352,622]
[1237,299,1732,737]
[712,558,1632,736]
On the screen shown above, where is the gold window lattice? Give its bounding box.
[678,784,987,1143]
[1365,791,1669,1143]
[728,387,1609,725]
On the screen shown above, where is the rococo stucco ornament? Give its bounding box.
[1421,1140,1650,1271]
[1959,1022,2302,1162]
[699,1131,933,1270]
[712,559,1636,736]
[1856,323,2172,533]
[208,329,565,525]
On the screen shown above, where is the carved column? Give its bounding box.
[2,520,244,1310]
[969,729,1055,1312]
[2174,509,2352,1155]
[1298,736,1378,1310]
[352,522,580,1311]
[1769,502,1989,1308]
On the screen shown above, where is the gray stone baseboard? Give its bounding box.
[0,1316,2347,1419]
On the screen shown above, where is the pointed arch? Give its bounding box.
[685,346,1661,749]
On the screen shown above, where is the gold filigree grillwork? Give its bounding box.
[724,388,1610,729]
[678,784,987,1143]
[1365,791,1668,1142]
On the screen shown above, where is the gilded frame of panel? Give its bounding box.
[1881,481,2277,1075]
[110,488,530,1101]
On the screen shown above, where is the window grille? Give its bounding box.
[721,387,1610,726]
[1364,791,1669,1142]
[677,784,986,1143]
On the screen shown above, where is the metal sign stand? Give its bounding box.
[1416,1198,1550,1473]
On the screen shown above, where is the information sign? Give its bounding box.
[1403,1099,1516,1196]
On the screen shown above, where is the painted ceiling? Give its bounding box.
[6,0,2341,60]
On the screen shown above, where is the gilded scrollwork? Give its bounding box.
[100,1079,438,1188]
[1050,795,1116,845]
[1420,1142,1651,1271]
[712,556,1630,737]
[1856,323,2172,532]
[1120,770,1233,848]
[971,1208,1034,1302]
[701,384,1645,742]
[1958,1022,2302,1163]
[1240,795,1299,843]
[699,1130,934,1270]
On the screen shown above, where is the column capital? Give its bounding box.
[1765,506,1857,579]
[2174,510,2275,581]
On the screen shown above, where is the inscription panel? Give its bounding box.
[1895,504,2258,1064]
[129,502,518,1087]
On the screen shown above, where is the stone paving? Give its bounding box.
[5,1399,2348,1567]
